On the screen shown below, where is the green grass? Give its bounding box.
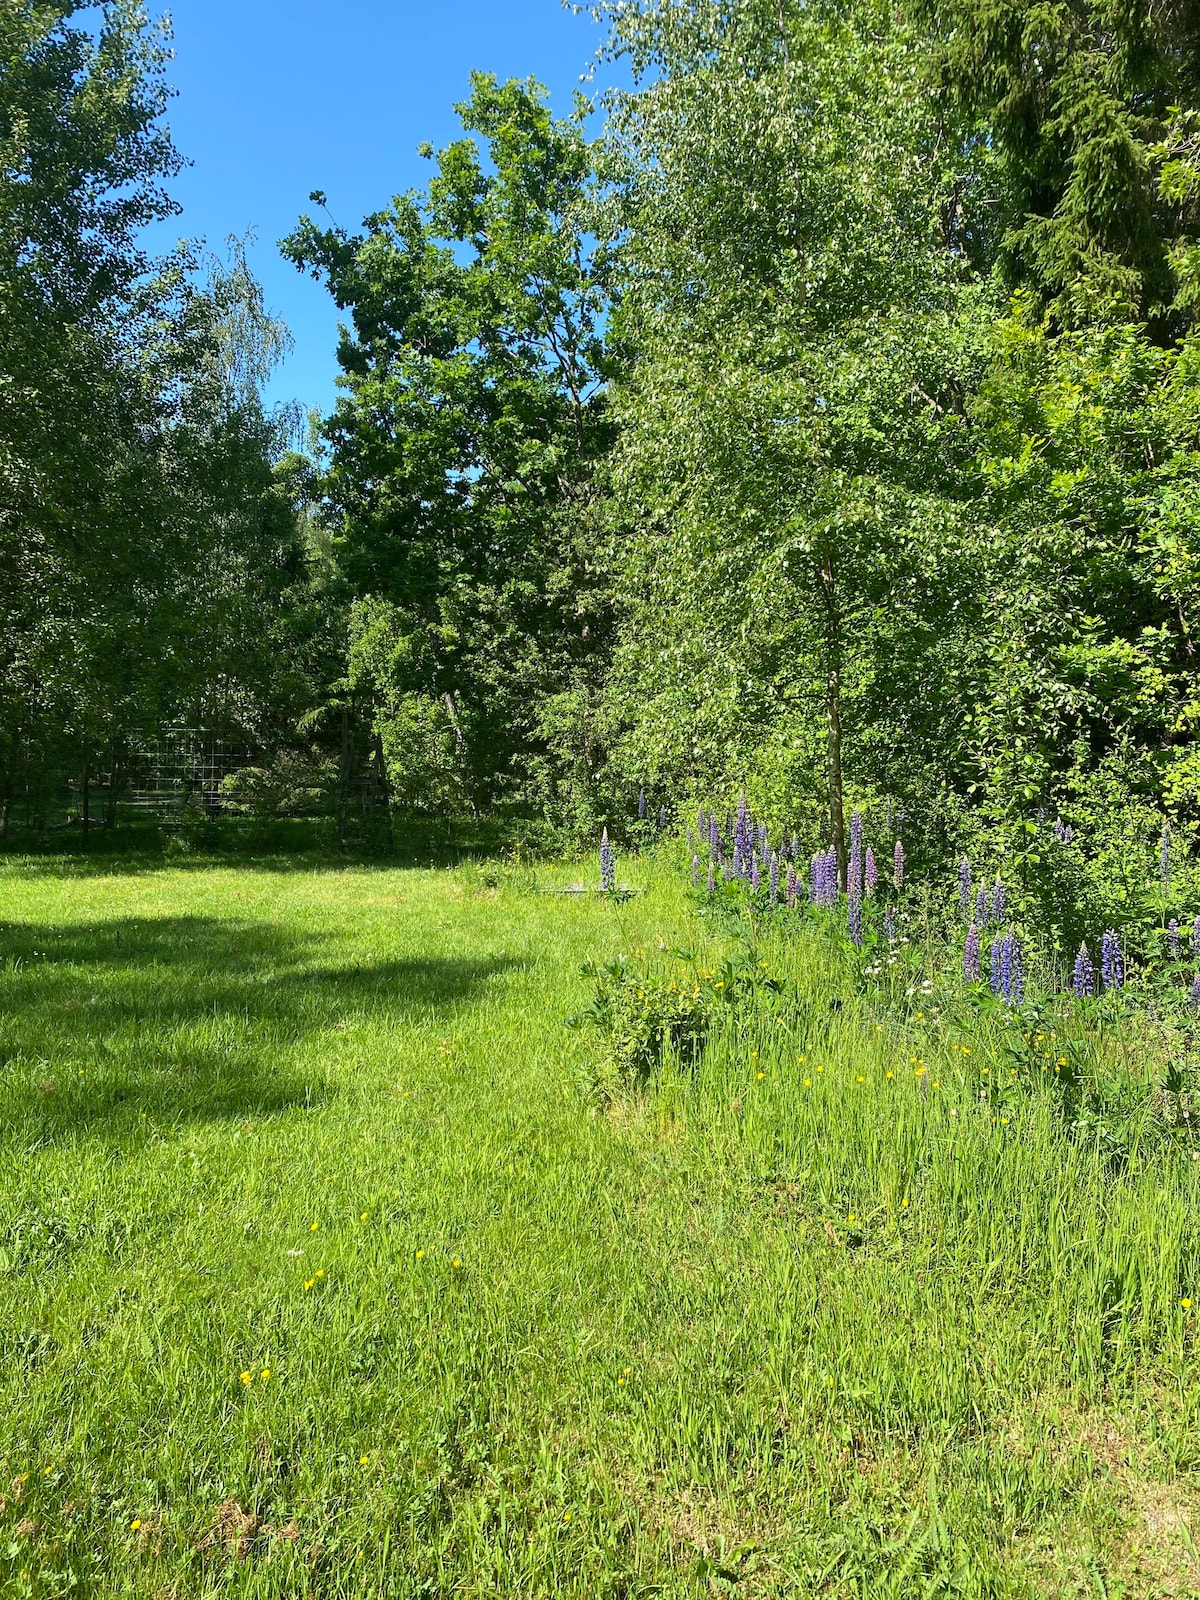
[1,851,1198,1598]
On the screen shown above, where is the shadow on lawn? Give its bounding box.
[0,916,522,1142]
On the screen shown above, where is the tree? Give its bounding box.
[596,0,991,856]
[283,74,613,819]
[916,0,1200,333]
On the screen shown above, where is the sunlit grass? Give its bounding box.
[1,852,1197,1597]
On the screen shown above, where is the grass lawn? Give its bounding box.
[1,852,1198,1598]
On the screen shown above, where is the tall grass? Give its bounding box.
[0,852,1197,1597]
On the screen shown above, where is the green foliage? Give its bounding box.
[283,75,614,819]
[916,0,1200,330]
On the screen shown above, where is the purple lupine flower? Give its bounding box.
[992,878,1005,924]
[958,858,972,920]
[1073,943,1095,998]
[964,923,981,982]
[706,864,715,894]
[734,794,751,872]
[750,852,761,890]
[786,863,797,905]
[990,935,1003,997]
[848,884,864,947]
[769,851,780,905]
[884,906,897,941]
[1037,806,1046,824]
[1193,971,1200,1013]
[637,789,646,820]
[791,834,800,860]
[975,886,988,928]
[849,810,864,896]
[709,815,720,859]
[865,846,878,897]
[810,851,821,905]
[1053,817,1065,842]
[893,840,904,891]
[1169,918,1181,959]
[722,861,732,881]
[1101,929,1124,990]
[1000,931,1023,1005]
[1193,916,1200,959]
[600,829,615,892]
[691,854,701,888]
[826,846,840,906]
[1162,822,1172,893]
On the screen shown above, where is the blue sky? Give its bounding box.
[149,1,615,414]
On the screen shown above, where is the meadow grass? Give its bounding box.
[1,850,1198,1598]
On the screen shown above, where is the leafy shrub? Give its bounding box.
[568,947,794,1092]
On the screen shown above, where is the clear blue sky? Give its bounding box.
[150,1,615,414]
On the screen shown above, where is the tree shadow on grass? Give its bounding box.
[0,917,523,1145]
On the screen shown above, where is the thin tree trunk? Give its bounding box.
[819,552,847,890]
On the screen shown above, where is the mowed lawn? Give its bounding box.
[1,855,1199,1599]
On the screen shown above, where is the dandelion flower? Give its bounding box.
[756,1071,765,1081]
[261,1369,270,1380]
[361,1212,369,1222]
[1183,1298,1193,1309]
[416,1249,425,1259]
[310,1223,319,1233]
[303,1279,314,1291]
[803,1078,812,1087]
[241,1372,252,1386]
[452,1258,462,1268]
[360,1455,370,1466]
[131,1519,142,1531]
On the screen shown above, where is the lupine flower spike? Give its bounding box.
[786,863,797,905]
[1073,943,1095,998]
[848,883,864,947]
[706,864,715,894]
[638,790,646,820]
[849,811,864,897]
[865,847,878,897]
[989,935,1003,998]
[975,886,988,928]
[1193,971,1200,1014]
[1101,929,1124,990]
[1193,916,1200,959]
[964,923,980,982]
[600,829,615,893]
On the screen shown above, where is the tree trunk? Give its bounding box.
[819,552,847,890]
